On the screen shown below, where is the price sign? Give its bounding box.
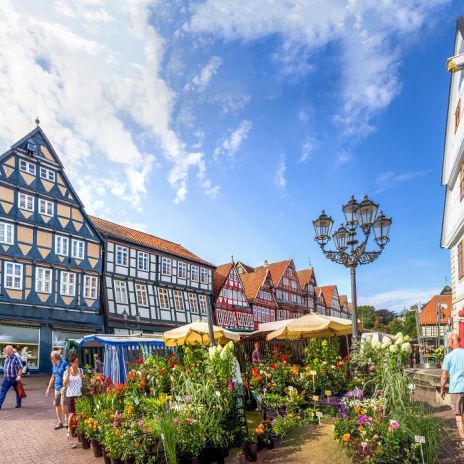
[316,412,323,418]
[324,390,332,397]
[310,370,317,376]
[414,435,425,444]
[312,395,319,402]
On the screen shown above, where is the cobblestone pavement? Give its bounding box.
[0,374,99,464]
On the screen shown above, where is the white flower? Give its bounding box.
[382,338,392,348]
[371,341,381,349]
[209,346,217,359]
[220,349,227,360]
[217,345,223,353]
[389,344,398,353]
[401,342,411,352]
[403,335,410,342]
[395,336,404,346]
[395,332,403,339]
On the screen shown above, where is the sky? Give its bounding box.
[0,0,462,312]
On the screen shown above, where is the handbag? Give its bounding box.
[16,380,27,399]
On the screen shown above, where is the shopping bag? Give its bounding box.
[16,380,27,399]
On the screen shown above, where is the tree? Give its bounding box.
[357,305,376,330]
[401,309,417,339]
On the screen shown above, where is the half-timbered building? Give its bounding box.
[319,285,342,318]
[297,268,317,313]
[240,268,278,329]
[314,287,329,316]
[339,295,350,316]
[90,217,214,334]
[213,262,254,331]
[0,127,103,371]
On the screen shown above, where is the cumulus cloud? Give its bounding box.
[213,120,253,160]
[184,55,222,92]
[0,0,214,209]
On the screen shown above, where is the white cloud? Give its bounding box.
[213,120,253,160]
[299,138,315,163]
[189,0,449,137]
[184,55,222,92]
[373,169,431,194]
[0,0,214,208]
[274,157,287,192]
[210,93,251,115]
[359,287,441,312]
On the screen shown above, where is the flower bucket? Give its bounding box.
[81,436,91,449]
[92,441,103,458]
[110,458,122,464]
[246,443,258,462]
[102,447,111,464]
[123,458,135,464]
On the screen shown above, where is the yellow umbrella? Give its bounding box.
[162,320,241,347]
[266,313,357,340]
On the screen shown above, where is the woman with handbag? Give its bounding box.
[63,353,83,441]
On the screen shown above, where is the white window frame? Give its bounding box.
[71,239,85,260]
[135,283,148,306]
[158,287,170,309]
[114,280,128,304]
[60,271,76,296]
[38,198,54,217]
[0,222,14,245]
[55,235,69,256]
[173,290,184,311]
[4,262,23,290]
[137,251,149,271]
[178,261,187,279]
[161,257,172,276]
[18,193,34,212]
[36,267,52,294]
[188,293,199,313]
[19,159,36,175]
[115,245,128,266]
[200,268,208,284]
[199,294,208,315]
[83,275,98,299]
[39,166,55,182]
[191,265,199,282]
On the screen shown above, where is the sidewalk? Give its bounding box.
[0,374,99,464]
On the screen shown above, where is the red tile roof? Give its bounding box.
[213,263,233,297]
[256,259,292,287]
[240,268,269,302]
[315,287,328,307]
[89,216,212,266]
[237,261,255,274]
[419,294,452,325]
[320,285,338,307]
[339,295,348,307]
[297,268,314,288]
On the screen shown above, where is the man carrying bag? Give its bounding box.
[0,345,24,409]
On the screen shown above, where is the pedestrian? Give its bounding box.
[93,353,103,374]
[45,351,69,429]
[440,333,464,444]
[20,346,29,375]
[0,345,23,410]
[252,342,263,363]
[63,353,83,439]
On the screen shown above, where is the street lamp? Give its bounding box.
[313,195,392,339]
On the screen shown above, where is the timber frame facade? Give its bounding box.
[0,127,104,371]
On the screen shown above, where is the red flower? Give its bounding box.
[138,357,144,365]
[272,346,280,351]
[270,362,277,369]
[273,353,279,358]
[280,355,287,362]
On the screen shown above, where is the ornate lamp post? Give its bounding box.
[313,195,392,339]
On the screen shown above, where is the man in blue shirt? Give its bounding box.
[45,351,69,430]
[441,333,464,443]
[0,345,23,409]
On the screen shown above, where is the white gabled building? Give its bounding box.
[442,17,464,338]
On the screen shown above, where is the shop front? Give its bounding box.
[0,324,40,370]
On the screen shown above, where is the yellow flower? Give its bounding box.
[354,405,361,413]
[342,434,351,442]
[361,409,367,415]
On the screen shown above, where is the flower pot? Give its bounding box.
[81,436,91,449]
[102,447,111,464]
[274,438,283,448]
[123,458,135,464]
[92,441,103,458]
[267,438,275,449]
[77,434,82,443]
[189,458,199,464]
[110,459,122,464]
[238,453,246,464]
[246,443,258,462]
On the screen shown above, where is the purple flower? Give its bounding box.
[111,421,117,427]
[388,420,400,430]
[114,412,122,420]
[344,387,363,399]
[356,415,371,425]
[340,402,348,418]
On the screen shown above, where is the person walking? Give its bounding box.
[20,346,29,375]
[93,353,103,374]
[63,353,83,439]
[0,345,23,409]
[252,342,263,363]
[45,351,69,429]
[440,333,464,443]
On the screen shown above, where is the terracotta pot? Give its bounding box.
[92,441,103,458]
[81,436,91,449]
[102,447,112,464]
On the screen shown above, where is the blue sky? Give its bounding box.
[0,0,462,311]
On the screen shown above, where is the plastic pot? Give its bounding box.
[92,441,103,458]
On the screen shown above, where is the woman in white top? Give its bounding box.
[63,353,83,437]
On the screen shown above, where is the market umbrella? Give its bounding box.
[266,313,358,340]
[163,320,241,347]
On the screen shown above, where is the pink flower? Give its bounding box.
[389,420,400,431]
[368,365,376,372]
[172,418,180,426]
[187,418,197,425]
[138,420,144,427]
[228,380,234,391]
[114,412,121,420]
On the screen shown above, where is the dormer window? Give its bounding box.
[26,141,37,154]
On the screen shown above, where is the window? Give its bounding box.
[178,261,187,279]
[40,166,55,182]
[189,293,199,313]
[4,262,22,289]
[158,288,169,309]
[38,198,54,216]
[36,267,52,293]
[161,257,172,276]
[137,252,149,271]
[19,159,36,175]
[0,222,14,245]
[55,235,69,256]
[115,246,128,266]
[174,290,184,311]
[114,280,128,304]
[18,193,34,211]
[456,98,462,133]
[459,241,464,280]
[191,266,199,282]
[84,275,98,299]
[60,271,76,296]
[71,239,85,259]
[135,284,148,306]
[199,294,208,315]
[200,268,208,284]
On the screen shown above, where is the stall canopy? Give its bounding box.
[77,334,165,384]
[163,320,240,347]
[266,314,358,340]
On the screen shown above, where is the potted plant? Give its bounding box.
[243,433,258,462]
